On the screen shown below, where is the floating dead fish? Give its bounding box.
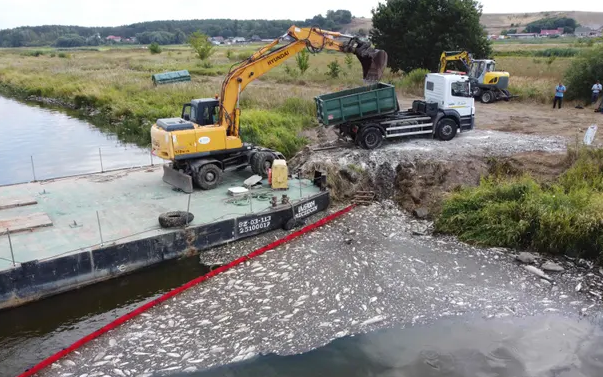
[523,265,553,281]
[361,315,386,326]
[576,282,583,292]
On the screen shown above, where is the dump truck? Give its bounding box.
[315,73,475,149]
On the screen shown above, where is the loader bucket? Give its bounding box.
[354,42,388,82]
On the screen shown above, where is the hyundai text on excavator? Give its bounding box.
[438,51,513,104]
[150,26,387,192]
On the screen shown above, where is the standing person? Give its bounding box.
[553,82,566,109]
[592,80,602,104]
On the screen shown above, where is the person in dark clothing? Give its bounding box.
[553,82,566,109]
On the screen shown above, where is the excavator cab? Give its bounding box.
[182,99,220,126]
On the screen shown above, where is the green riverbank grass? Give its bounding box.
[436,148,603,261]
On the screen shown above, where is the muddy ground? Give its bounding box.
[403,97,603,144]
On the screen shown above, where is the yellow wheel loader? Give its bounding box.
[439,51,514,104]
[151,26,388,192]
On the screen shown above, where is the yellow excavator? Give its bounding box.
[151,26,387,192]
[438,51,512,104]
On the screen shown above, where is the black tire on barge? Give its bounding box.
[158,211,195,228]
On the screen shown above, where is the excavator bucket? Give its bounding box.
[354,42,388,82]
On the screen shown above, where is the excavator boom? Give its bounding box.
[151,26,388,192]
[218,26,388,137]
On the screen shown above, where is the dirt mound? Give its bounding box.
[290,130,569,218]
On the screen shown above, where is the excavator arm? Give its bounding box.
[218,25,388,138]
[439,51,473,73]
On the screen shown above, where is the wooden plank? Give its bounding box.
[0,212,52,235]
[0,196,37,211]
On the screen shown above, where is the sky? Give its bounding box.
[1,0,603,29]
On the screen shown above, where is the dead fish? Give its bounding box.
[576,282,583,292]
[113,369,126,377]
[63,360,76,367]
[523,265,553,281]
[361,315,386,326]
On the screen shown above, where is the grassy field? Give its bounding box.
[0,44,402,155]
[0,40,594,153]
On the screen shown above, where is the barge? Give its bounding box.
[0,165,329,310]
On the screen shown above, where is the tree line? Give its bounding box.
[0,10,353,48]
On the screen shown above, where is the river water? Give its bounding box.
[184,314,603,377]
[0,96,155,186]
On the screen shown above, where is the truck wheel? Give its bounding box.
[481,90,494,104]
[436,118,458,141]
[253,152,275,178]
[194,163,223,190]
[360,127,383,150]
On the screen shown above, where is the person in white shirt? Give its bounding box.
[592,80,602,104]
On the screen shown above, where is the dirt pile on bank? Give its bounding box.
[290,129,568,215]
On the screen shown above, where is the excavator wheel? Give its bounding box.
[194,163,223,190]
[252,152,275,178]
[480,90,494,104]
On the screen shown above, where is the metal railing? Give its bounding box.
[2,146,158,187]
[1,169,314,270]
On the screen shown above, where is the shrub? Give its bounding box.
[284,65,299,78]
[326,59,341,78]
[236,51,250,61]
[564,46,603,102]
[188,31,214,61]
[344,54,354,69]
[22,50,45,57]
[404,68,429,88]
[149,42,162,54]
[239,109,309,158]
[226,49,234,60]
[436,148,603,260]
[58,52,69,58]
[296,49,310,75]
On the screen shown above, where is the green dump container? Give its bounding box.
[152,70,191,85]
[314,83,398,126]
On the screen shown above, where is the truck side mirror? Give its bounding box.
[183,114,190,121]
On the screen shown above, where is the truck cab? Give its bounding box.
[423,73,475,130]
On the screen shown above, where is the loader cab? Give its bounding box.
[469,59,495,83]
[182,99,220,126]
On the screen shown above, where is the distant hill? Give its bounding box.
[481,11,603,34]
[338,12,603,35]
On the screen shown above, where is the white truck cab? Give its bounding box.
[424,73,475,120]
